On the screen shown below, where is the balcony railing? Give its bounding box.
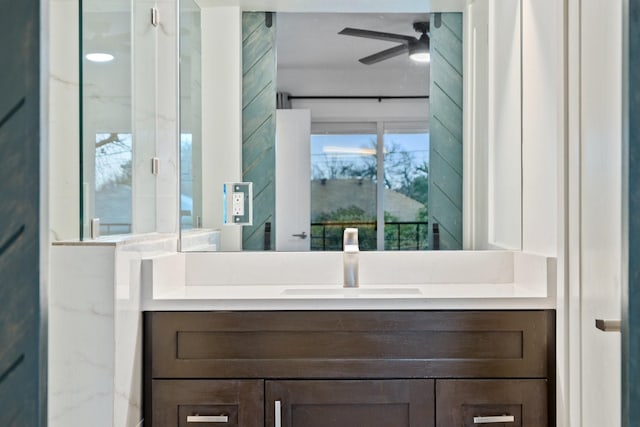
[100,223,132,235]
[310,221,429,251]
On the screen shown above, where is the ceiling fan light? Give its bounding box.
[409,51,430,63]
[408,37,430,63]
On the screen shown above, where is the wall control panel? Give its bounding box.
[223,182,253,225]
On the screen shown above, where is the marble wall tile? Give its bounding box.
[49,0,79,241]
[114,236,177,426]
[49,246,115,427]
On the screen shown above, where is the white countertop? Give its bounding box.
[141,283,554,310]
[139,250,557,311]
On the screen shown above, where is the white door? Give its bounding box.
[579,0,622,426]
[275,109,311,251]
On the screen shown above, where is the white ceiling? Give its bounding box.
[276,13,430,70]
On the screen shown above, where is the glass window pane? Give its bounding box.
[94,133,132,235]
[383,132,429,250]
[310,133,378,251]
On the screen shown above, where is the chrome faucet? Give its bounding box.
[343,228,359,288]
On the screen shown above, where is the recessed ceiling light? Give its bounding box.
[86,53,114,63]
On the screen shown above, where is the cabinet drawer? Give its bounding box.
[151,380,263,427]
[436,380,547,427]
[266,380,434,427]
[145,311,554,379]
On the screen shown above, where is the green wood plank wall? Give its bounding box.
[0,0,42,424]
[242,12,276,250]
[428,13,463,250]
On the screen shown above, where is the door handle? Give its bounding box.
[186,415,229,423]
[595,319,621,332]
[292,231,308,239]
[473,415,515,424]
[274,400,282,427]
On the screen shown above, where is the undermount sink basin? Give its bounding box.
[281,287,422,297]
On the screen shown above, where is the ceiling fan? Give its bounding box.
[338,21,430,65]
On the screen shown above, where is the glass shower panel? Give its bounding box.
[81,2,133,237]
[81,0,157,238]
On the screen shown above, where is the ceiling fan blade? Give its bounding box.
[359,44,409,65]
[339,27,416,44]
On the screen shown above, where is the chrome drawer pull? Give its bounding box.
[595,319,621,332]
[187,415,229,423]
[275,400,282,427]
[474,415,515,424]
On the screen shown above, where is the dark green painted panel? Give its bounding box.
[243,52,276,107]
[243,82,275,139]
[440,13,463,37]
[429,54,463,108]
[429,184,463,249]
[430,151,462,208]
[242,182,276,248]
[428,12,463,250]
[243,18,275,75]
[242,12,266,42]
[243,115,275,172]
[432,36,463,75]
[242,12,276,250]
[429,119,463,175]
[430,84,463,141]
[243,164,275,196]
[0,0,41,424]
[624,1,640,424]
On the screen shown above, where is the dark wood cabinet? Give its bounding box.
[436,379,547,427]
[152,380,263,427]
[266,380,434,427]
[144,311,554,426]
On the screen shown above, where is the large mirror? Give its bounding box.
[179,0,522,252]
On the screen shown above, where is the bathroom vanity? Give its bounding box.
[144,310,554,426]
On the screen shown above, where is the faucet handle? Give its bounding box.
[343,228,359,252]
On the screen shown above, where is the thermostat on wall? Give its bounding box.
[223,182,253,226]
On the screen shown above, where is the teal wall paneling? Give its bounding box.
[0,0,42,424]
[242,12,276,250]
[428,12,463,250]
[624,0,640,424]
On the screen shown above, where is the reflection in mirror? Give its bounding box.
[179,2,522,253]
[180,0,202,232]
[276,13,437,252]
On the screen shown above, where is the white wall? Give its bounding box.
[200,6,243,250]
[572,1,623,427]
[465,0,522,251]
[487,0,522,250]
[521,1,566,424]
[521,0,563,256]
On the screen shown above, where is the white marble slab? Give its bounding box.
[49,234,177,427]
[141,250,556,310]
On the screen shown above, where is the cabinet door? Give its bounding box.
[436,380,547,427]
[266,380,434,427]
[151,380,263,427]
